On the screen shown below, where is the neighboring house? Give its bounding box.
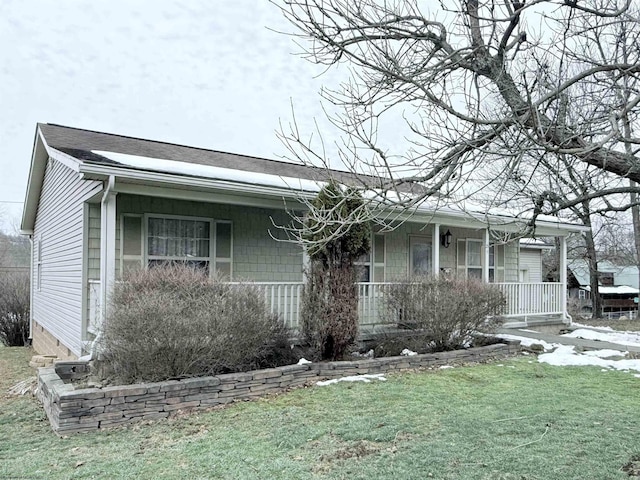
[518,238,553,283]
[21,124,587,359]
[567,259,639,315]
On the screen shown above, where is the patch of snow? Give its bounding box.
[317,374,387,386]
[439,365,454,370]
[92,150,325,193]
[582,349,628,359]
[297,358,312,365]
[563,328,640,348]
[494,334,561,352]
[538,345,640,373]
[571,323,615,332]
[401,348,418,356]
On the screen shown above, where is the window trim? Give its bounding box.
[355,232,386,282]
[457,238,484,279]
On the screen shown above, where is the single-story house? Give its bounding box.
[567,259,639,315]
[21,124,587,359]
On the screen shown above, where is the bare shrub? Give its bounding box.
[301,263,359,360]
[100,265,291,384]
[383,276,506,352]
[0,272,30,346]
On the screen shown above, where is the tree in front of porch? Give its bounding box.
[301,182,370,360]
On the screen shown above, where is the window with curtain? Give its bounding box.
[120,214,232,277]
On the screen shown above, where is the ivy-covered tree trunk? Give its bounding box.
[300,182,370,360]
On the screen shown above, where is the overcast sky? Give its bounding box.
[0,0,351,233]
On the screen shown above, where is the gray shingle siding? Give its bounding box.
[32,157,102,356]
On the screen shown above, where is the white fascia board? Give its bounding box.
[47,148,82,172]
[21,127,48,232]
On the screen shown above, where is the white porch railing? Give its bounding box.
[87,280,566,331]
[228,282,303,330]
[495,282,563,317]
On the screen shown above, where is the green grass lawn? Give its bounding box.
[1,346,639,480]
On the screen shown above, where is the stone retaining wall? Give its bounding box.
[37,342,520,434]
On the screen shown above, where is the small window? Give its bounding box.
[410,236,432,276]
[355,233,385,282]
[467,239,483,279]
[457,238,484,279]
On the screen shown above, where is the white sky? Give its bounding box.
[0,0,352,233]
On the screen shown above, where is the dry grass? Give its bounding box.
[3,345,640,479]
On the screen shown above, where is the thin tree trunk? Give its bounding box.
[581,207,602,318]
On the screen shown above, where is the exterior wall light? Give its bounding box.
[441,229,452,248]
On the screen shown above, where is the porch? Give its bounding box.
[87,280,566,334]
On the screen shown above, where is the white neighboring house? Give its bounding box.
[21,124,588,359]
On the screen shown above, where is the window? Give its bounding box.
[457,238,483,279]
[489,244,505,283]
[410,236,432,276]
[121,214,233,278]
[578,289,587,300]
[355,233,386,282]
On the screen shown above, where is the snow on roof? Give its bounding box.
[93,150,326,193]
[519,238,553,249]
[91,149,587,232]
[583,285,639,295]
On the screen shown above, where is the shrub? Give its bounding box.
[99,265,291,384]
[0,272,30,346]
[382,275,506,352]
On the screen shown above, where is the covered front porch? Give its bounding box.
[85,187,578,340]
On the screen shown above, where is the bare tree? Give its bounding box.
[273,0,640,233]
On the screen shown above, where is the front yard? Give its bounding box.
[1,346,639,479]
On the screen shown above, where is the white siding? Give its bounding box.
[31,158,102,356]
[519,248,543,283]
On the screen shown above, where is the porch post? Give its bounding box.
[99,177,117,326]
[559,235,568,322]
[432,223,440,276]
[483,229,490,283]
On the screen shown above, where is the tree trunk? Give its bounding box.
[582,211,602,318]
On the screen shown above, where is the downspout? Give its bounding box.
[89,175,116,360]
[28,235,34,343]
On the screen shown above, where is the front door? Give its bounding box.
[410,236,432,276]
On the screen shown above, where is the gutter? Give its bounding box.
[78,163,587,235]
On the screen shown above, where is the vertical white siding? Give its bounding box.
[519,248,543,283]
[32,158,102,356]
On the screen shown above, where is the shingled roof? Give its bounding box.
[38,123,386,188]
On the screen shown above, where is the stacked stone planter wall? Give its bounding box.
[37,342,520,434]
